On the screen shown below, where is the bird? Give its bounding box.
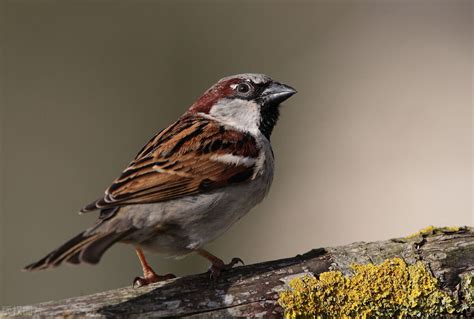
[23,73,296,287]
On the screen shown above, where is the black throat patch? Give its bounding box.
[259,104,280,139]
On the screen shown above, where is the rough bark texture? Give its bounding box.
[1,227,472,318]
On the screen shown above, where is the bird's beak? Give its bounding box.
[260,82,297,105]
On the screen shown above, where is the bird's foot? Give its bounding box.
[208,257,244,281]
[133,271,176,288]
[133,247,176,288]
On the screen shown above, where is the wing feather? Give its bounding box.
[81,115,260,212]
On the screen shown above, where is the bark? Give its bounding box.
[1,227,473,318]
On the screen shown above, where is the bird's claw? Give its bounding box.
[208,257,244,281]
[133,273,176,288]
[230,257,244,266]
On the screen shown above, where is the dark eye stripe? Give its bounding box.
[230,81,270,101]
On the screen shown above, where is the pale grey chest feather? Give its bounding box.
[121,140,274,256]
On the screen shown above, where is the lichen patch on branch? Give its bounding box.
[278,257,461,318]
[405,225,463,239]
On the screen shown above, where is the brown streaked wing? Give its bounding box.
[81,115,260,212]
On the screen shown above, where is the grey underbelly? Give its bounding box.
[118,172,273,256]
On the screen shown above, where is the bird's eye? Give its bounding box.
[236,82,252,94]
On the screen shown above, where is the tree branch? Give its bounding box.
[1,227,473,318]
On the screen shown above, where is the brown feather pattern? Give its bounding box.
[81,115,260,212]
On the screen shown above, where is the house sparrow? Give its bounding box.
[24,73,296,286]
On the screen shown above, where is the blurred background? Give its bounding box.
[0,0,472,306]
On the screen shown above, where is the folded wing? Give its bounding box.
[81,115,260,212]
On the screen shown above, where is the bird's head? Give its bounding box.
[188,73,296,139]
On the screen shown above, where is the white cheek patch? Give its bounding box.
[210,154,257,167]
[208,99,261,134]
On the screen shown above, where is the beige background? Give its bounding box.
[0,0,472,306]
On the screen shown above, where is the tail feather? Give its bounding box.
[23,229,135,271]
[80,231,132,264]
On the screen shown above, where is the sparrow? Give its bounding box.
[24,73,296,286]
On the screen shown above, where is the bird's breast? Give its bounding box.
[125,141,275,256]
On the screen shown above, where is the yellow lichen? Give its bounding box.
[460,272,474,311]
[405,226,461,239]
[278,258,458,318]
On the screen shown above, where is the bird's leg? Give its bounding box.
[133,247,176,288]
[197,248,244,281]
